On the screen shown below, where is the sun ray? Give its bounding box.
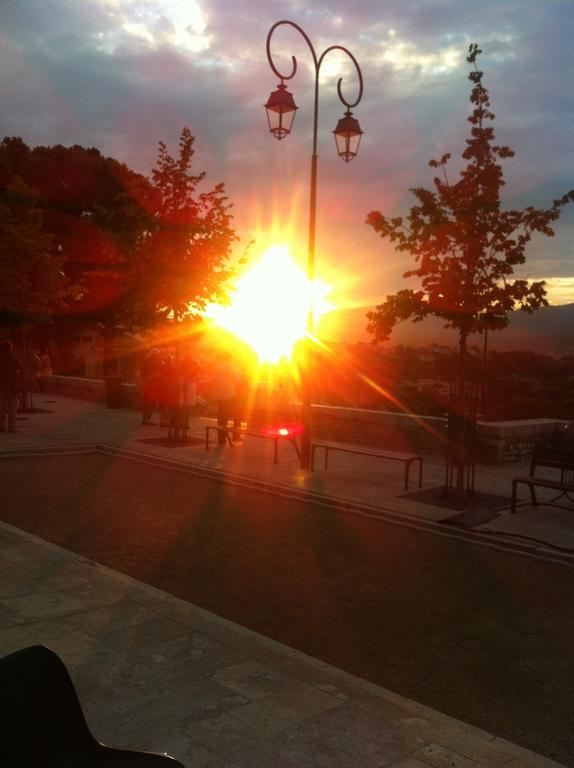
[205,244,333,363]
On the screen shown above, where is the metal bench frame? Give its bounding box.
[205,425,301,463]
[511,447,574,512]
[310,440,423,491]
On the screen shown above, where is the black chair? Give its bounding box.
[0,645,186,767]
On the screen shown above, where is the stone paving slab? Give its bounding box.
[2,395,573,766]
[0,521,566,767]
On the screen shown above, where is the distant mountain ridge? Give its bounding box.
[319,303,574,353]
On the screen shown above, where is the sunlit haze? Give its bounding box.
[205,245,332,363]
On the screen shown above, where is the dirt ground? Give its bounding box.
[2,453,574,766]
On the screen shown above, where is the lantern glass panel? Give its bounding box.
[264,85,297,140]
[335,131,362,163]
[266,106,296,139]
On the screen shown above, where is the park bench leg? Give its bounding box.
[529,482,537,506]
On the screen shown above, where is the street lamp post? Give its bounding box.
[264,19,364,469]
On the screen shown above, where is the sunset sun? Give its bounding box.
[206,245,332,363]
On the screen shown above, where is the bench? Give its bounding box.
[511,447,574,512]
[310,440,423,491]
[205,425,301,464]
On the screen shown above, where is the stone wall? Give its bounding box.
[310,405,447,455]
[43,375,141,409]
[476,418,568,463]
[42,375,567,463]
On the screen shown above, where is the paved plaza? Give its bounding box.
[1,394,573,767]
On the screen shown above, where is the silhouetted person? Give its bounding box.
[180,351,200,412]
[158,354,178,428]
[212,351,239,444]
[0,341,20,433]
[33,349,52,392]
[231,364,248,441]
[140,348,162,425]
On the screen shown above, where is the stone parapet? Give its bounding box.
[310,404,447,454]
[476,418,568,463]
[41,376,567,463]
[43,375,106,402]
[43,375,141,408]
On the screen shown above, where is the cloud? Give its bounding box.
[1,0,573,304]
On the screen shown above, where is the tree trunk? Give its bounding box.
[455,328,468,504]
[479,327,488,416]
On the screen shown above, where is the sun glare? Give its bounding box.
[206,245,332,363]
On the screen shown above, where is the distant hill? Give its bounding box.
[318,303,574,354]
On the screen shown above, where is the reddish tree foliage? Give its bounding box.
[366,44,573,498]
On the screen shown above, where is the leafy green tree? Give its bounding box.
[125,127,237,328]
[366,44,573,498]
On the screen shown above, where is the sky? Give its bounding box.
[1,0,573,315]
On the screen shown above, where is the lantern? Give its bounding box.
[264,82,298,140]
[333,110,363,162]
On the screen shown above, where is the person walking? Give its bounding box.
[0,341,20,433]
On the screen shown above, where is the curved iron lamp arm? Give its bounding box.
[266,20,363,110]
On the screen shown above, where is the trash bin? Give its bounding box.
[104,376,124,408]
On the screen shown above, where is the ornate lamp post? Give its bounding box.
[264,20,364,469]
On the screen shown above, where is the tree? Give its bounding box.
[125,127,237,328]
[0,137,152,329]
[0,177,70,325]
[365,44,573,499]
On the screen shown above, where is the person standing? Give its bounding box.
[158,354,178,428]
[231,364,248,442]
[33,349,53,392]
[212,351,238,444]
[180,351,200,413]
[0,341,20,433]
[140,348,162,425]
[179,351,201,428]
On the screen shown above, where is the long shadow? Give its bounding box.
[1,452,574,765]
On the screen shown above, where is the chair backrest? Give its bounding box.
[0,645,94,765]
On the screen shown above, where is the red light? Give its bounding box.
[261,423,304,439]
